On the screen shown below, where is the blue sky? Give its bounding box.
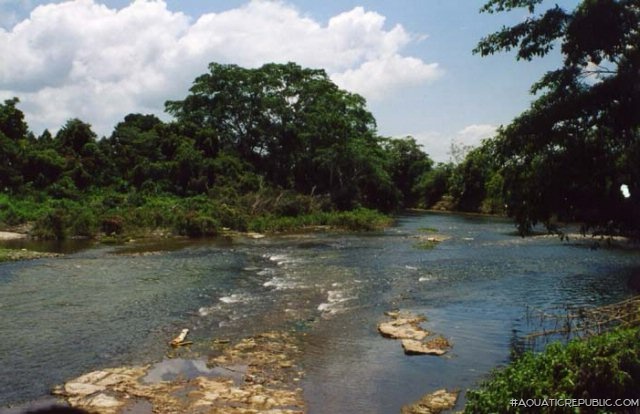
[0,0,578,161]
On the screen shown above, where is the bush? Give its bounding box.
[71,209,98,237]
[326,208,391,231]
[174,211,219,237]
[32,209,68,240]
[465,327,640,413]
[102,215,124,235]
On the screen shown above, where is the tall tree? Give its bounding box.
[0,98,29,191]
[54,119,103,190]
[476,0,640,236]
[166,62,399,210]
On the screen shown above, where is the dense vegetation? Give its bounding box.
[0,63,432,239]
[456,0,639,237]
[465,326,640,413]
[2,1,637,241]
[463,1,640,412]
[419,0,640,239]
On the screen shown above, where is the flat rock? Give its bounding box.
[401,340,447,356]
[82,393,123,410]
[64,382,106,396]
[378,313,429,340]
[56,332,305,413]
[401,389,458,414]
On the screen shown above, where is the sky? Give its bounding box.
[0,0,578,161]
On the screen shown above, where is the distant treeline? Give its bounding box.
[0,63,470,239]
[1,48,638,239]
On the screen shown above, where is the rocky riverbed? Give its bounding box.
[53,331,305,414]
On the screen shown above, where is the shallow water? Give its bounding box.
[0,212,638,412]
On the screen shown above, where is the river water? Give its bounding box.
[1,212,638,413]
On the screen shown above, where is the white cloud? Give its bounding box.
[0,0,441,136]
[409,124,497,163]
[332,55,441,100]
[454,124,497,147]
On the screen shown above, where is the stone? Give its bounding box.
[55,332,305,413]
[401,340,447,356]
[378,313,429,340]
[401,389,459,414]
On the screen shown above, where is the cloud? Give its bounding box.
[332,55,441,100]
[409,124,497,163]
[454,124,497,147]
[0,0,441,136]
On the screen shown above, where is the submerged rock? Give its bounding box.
[401,389,458,414]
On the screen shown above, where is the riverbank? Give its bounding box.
[0,193,392,242]
[465,324,640,413]
[0,231,27,241]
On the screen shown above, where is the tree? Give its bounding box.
[166,62,400,210]
[449,140,501,213]
[414,162,454,208]
[382,136,434,207]
[476,0,640,236]
[0,98,29,191]
[54,119,104,190]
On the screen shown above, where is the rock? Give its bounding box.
[378,313,429,340]
[81,393,123,410]
[64,382,106,396]
[401,340,447,356]
[55,332,305,413]
[401,389,458,414]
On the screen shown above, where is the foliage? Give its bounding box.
[247,208,391,233]
[382,136,433,207]
[0,62,440,240]
[414,163,454,208]
[415,239,439,250]
[166,62,402,211]
[475,0,640,236]
[465,327,640,413]
[448,140,504,213]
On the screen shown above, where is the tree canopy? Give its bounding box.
[165,62,409,210]
[0,62,440,240]
[475,0,640,236]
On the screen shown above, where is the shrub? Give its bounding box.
[71,209,98,238]
[465,327,640,413]
[102,215,125,235]
[174,211,219,237]
[32,209,68,240]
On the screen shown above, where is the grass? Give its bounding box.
[415,239,440,250]
[0,248,58,262]
[417,227,439,233]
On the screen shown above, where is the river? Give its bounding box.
[0,212,638,413]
